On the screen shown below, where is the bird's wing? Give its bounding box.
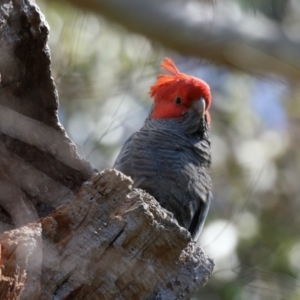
[113,134,135,177]
[188,191,212,240]
[166,140,211,238]
[117,129,211,237]
[114,127,211,240]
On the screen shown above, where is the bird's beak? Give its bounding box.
[191,98,206,117]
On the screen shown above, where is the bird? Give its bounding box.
[114,57,212,241]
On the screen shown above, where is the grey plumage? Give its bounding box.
[114,108,212,241]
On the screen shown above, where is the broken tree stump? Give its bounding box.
[0,170,214,299]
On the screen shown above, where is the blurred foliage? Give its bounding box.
[38,0,300,299]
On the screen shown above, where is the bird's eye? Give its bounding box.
[174,97,182,105]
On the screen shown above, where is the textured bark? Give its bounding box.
[0,170,214,300]
[0,0,214,299]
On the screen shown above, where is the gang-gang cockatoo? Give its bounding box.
[114,58,212,241]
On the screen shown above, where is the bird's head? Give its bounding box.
[149,58,212,124]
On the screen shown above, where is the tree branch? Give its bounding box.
[62,0,300,79]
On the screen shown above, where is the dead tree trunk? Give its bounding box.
[0,0,214,299]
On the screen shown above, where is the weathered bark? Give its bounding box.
[0,170,214,300]
[0,0,214,299]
